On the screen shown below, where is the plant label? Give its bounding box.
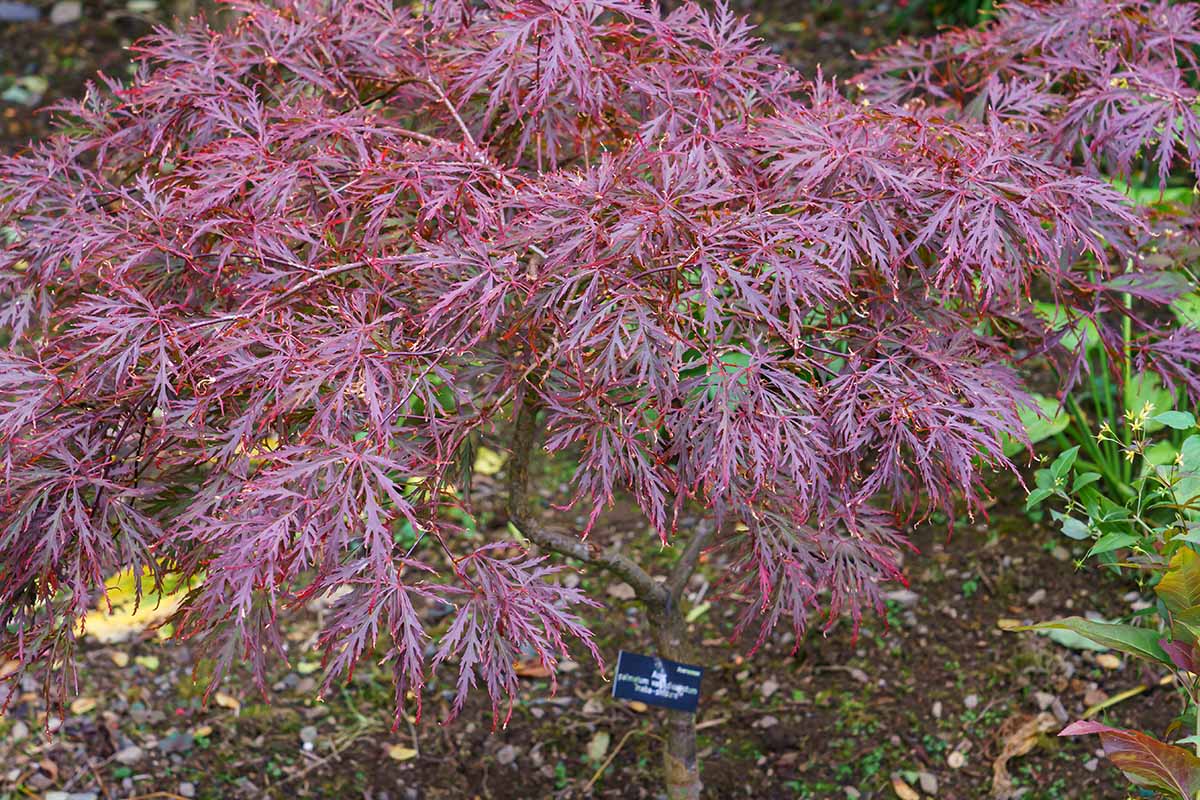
[611,650,703,713]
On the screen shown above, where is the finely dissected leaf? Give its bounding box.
[1019,618,1172,666]
[1061,721,1200,800]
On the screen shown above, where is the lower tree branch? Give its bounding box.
[507,392,668,608]
[666,522,717,601]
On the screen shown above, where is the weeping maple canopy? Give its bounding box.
[0,0,1195,722]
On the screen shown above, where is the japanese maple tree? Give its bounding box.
[1,1,1195,797]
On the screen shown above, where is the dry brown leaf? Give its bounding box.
[628,701,649,712]
[214,692,241,714]
[891,776,920,800]
[69,697,96,714]
[110,651,130,667]
[513,659,553,678]
[991,712,1058,798]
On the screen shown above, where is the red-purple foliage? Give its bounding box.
[0,0,1192,724]
[860,0,1200,412]
[859,0,1200,187]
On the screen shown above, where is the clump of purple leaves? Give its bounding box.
[0,0,1195,726]
[859,0,1200,436]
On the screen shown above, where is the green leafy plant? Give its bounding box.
[1024,412,1200,797]
[1013,182,1200,504]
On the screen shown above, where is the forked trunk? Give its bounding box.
[650,603,701,800]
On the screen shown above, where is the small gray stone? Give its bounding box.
[1033,691,1056,711]
[1026,588,1047,605]
[918,771,939,795]
[964,693,979,710]
[115,745,145,765]
[931,700,943,719]
[1051,545,1071,562]
[884,589,919,608]
[496,744,518,765]
[299,725,318,744]
[178,782,196,798]
[9,720,28,742]
[44,793,70,800]
[1083,758,1099,772]
[49,0,81,24]
[158,732,194,754]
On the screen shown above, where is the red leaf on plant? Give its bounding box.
[1161,639,1200,674]
[1061,720,1200,800]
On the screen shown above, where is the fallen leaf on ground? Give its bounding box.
[387,744,418,761]
[628,701,648,712]
[514,659,552,678]
[214,692,241,714]
[891,776,920,800]
[473,447,507,476]
[110,652,130,667]
[70,697,96,714]
[80,567,198,644]
[991,712,1058,798]
[587,730,611,763]
[134,655,160,671]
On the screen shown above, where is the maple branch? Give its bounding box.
[666,523,717,602]
[507,393,667,608]
[364,73,518,194]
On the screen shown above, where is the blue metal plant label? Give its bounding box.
[611,650,704,713]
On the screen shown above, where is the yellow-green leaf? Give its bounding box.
[1157,548,1200,617]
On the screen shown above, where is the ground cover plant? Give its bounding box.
[2,0,1200,796]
